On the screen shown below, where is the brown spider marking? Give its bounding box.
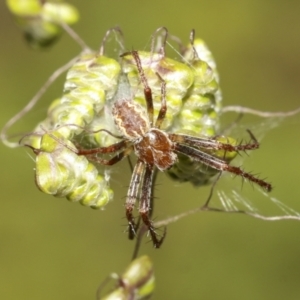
[76,50,272,248]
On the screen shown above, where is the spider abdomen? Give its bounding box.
[113,100,150,138]
[134,129,176,171]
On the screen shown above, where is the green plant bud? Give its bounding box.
[82,109,121,148]
[34,132,113,209]
[6,0,79,48]
[44,52,121,139]
[122,51,194,130]
[42,2,79,24]
[101,255,155,300]
[210,136,238,161]
[184,38,219,73]
[6,0,42,16]
[167,36,230,186]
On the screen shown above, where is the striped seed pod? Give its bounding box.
[121,51,194,130]
[100,255,155,300]
[44,52,121,140]
[167,33,237,186]
[83,73,132,148]
[6,0,79,48]
[26,131,113,209]
[167,136,238,186]
[82,49,194,148]
[173,36,222,137]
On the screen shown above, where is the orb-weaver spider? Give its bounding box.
[76,50,271,248]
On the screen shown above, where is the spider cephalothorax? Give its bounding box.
[77,50,271,248]
[112,81,177,171]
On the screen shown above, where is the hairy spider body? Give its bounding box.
[113,100,176,171]
[77,50,272,248]
[134,129,176,171]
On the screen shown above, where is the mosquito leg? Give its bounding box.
[139,165,166,248]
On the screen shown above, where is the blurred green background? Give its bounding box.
[1,1,300,299]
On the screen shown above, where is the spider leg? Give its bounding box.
[126,160,145,240]
[130,50,154,126]
[139,164,166,248]
[169,132,259,152]
[154,72,167,129]
[174,143,272,192]
[86,147,133,166]
[76,140,131,155]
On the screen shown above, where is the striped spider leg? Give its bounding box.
[77,50,272,248]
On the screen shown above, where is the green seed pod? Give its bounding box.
[121,51,194,130]
[100,255,155,300]
[83,73,137,148]
[46,52,121,139]
[82,108,121,148]
[6,0,42,16]
[28,132,113,209]
[168,36,231,186]
[6,0,79,48]
[183,38,220,81]
[167,136,238,186]
[173,38,221,137]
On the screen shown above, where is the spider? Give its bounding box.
[76,50,272,248]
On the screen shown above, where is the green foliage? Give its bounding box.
[100,256,154,300]
[24,131,113,208]
[6,0,79,48]
[2,2,300,300]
